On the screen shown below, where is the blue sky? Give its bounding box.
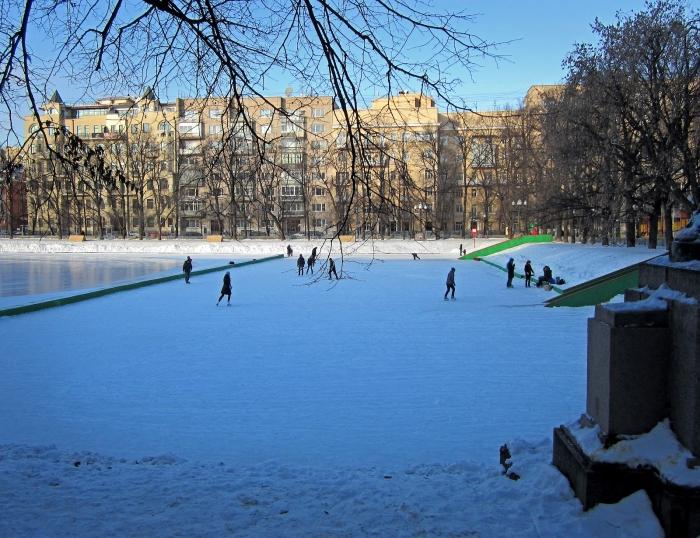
[430,0,655,109]
[2,0,670,144]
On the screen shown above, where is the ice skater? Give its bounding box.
[411,252,421,260]
[524,260,533,287]
[182,256,193,284]
[328,257,339,280]
[444,267,456,300]
[506,258,515,288]
[297,254,305,275]
[287,244,293,257]
[217,271,232,306]
[306,254,316,274]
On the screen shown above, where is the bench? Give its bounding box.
[68,234,86,242]
[206,234,224,242]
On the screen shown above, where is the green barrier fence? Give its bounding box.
[544,263,640,308]
[461,234,553,260]
[543,254,664,307]
[0,254,283,318]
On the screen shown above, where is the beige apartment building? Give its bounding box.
[21,87,548,239]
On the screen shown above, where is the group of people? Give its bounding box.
[505,258,561,288]
[183,249,560,308]
[181,256,232,305]
[296,247,338,279]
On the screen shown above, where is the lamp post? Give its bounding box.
[511,199,524,236]
[414,202,427,239]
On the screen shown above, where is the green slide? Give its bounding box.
[461,234,554,260]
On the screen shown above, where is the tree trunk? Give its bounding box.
[664,202,674,249]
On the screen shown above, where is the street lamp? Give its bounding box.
[414,202,427,239]
[511,199,525,235]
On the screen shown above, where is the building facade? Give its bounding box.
[21,88,548,239]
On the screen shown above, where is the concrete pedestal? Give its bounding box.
[586,305,669,440]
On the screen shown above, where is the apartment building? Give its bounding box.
[22,88,547,239]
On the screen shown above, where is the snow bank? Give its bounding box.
[0,237,501,258]
[0,440,663,537]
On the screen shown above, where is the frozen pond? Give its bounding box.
[0,255,592,468]
[0,254,217,300]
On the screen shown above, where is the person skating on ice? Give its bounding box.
[328,257,339,280]
[182,256,193,284]
[297,254,305,276]
[217,271,232,306]
[444,267,456,300]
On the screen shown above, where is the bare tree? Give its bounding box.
[0,1,499,242]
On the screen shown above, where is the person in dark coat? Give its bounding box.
[506,258,515,288]
[524,260,534,288]
[311,247,318,259]
[537,265,553,287]
[411,252,421,260]
[182,256,193,284]
[328,257,339,280]
[306,254,316,274]
[297,254,305,275]
[444,267,456,300]
[287,244,293,257]
[217,271,232,306]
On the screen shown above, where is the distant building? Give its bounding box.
[21,87,551,239]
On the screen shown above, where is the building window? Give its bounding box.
[471,138,496,167]
[146,198,154,209]
[209,109,223,118]
[209,124,223,135]
[131,125,139,134]
[147,216,155,227]
[312,108,325,118]
[472,188,477,198]
[142,123,150,133]
[456,204,463,213]
[454,221,463,232]
[312,203,326,212]
[158,121,171,133]
[281,153,303,165]
[314,218,327,227]
[311,123,325,134]
[259,108,272,117]
[314,187,325,196]
[281,185,302,197]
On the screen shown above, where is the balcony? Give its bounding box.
[178,122,203,138]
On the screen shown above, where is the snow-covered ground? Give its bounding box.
[0,239,669,536]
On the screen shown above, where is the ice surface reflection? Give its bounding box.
[0,255,181,297]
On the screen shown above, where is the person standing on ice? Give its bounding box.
[297,254,305,276]
[217,271,232,306]
[306,254,316,274]
[182,256,193,284]
[506,258,515,288]
[444,267,456,300]
[287,244,293,257]
[524,260,534,288]
[328,257,339,280]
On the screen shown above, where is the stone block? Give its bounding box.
[587,315,669,438]
[668,302,700,456]
[553,425,700,537]
[639,263,668,290]
[594,303,668,329]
